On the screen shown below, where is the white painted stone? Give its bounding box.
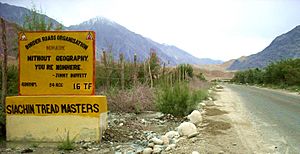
[192,151,200,154]
[153,145,162,154]
[148,142,154,148]
[143,148,153,154]
[188,132,199,138]
[165,144,176,151]
[200,103,206,106]
[165,131,179,139]
[187,110,202,124]
[178,122,197,136]
[161,135,169,145]
[151,137,163,145]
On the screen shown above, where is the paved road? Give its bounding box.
[225,84,300,153]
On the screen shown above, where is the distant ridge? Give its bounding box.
[228,26,300,70]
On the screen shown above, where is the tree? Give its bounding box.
[232,59,300,87]
[0,17,8,139]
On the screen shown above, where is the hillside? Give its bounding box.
[228,26,300,70]
[0,2,62,28]
[68,17,222,65]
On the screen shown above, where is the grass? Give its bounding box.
[57,131,76,151]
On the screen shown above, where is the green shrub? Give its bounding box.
[0,65,19,99]
[196,72,206,81]
[0,65,19,138]
[57,131,76,151]
[155,82,207,117]
[177,64,193,78]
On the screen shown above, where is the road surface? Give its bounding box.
[225,84,300,153]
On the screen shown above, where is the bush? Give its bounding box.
[155,82,207,117]
[105,84,155,113]
[177,64,193,78]
[196,72,206,81]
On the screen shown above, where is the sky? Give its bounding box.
[1,0,300,61]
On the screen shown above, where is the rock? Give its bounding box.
[135,140,142,145]
[153,145,162,154]
[206,101,215,106]
[165,144,176,151]
[178,122,198,136]
[21,148,33,153]
[218,150,225,154]
[161,135,169,145]
[115,145,122,150]
[191,137,198,143]
[5,148,12,152]
[151,137,163,145]
[141,119,147,124]
[192,151,200,154]
[165,131,179,139]
[216,85,223,89]
[187,110,202,124]
[136,149,144,154]
[208,97,213,101]
[188,132,199,138]
[92,148,99,151]
[169,139,176,144]
[200,103,206,106]
[87,148,93,152]
[82,143,90,149]
[154,112,165,119]
[119,123,124,126]
[143,148,153,154]
[148,142,155,148]
[141,140,149,147]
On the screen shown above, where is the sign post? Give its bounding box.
[6,31,107,142]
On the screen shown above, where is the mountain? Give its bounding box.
[68,17,174,64]
[0,2,62,28]
[159,44,223,64]
[69,17,222,65]
[0,2,222,65]
[228,26,300,70]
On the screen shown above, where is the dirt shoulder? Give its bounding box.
[205,86,270,153]
[171,86,266,154]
